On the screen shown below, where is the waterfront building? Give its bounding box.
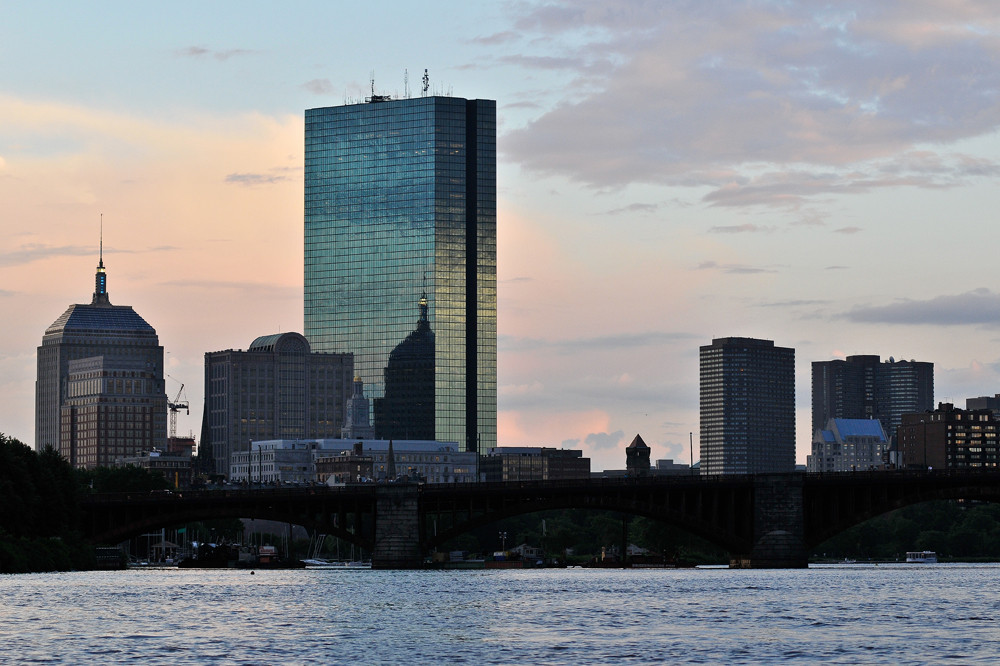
[202,332,352,478]
[479,447,591,482]
[229,438,476,485]
[897,402,1000,470]
[303,94,497,456]
[699,337,795,475]
[812,355,933,443]
[36,248,167,465]
[807,418,888,472]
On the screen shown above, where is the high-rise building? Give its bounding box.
[812,355,933,441]
[699,337,796,475]
[36,249,167,465]
[304,94,496,455]
[202,332,352,477]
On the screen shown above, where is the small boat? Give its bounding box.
[905,550,937,563]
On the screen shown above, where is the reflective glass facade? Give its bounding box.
[304,96,496,455]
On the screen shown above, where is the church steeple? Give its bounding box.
[92,214,110,306]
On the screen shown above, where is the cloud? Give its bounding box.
[302,79,335,95]
[695,261,778,274]
[834,226,862,234]
[224,172,291,186]
[0,244,95,267]
[584,430,625,450]
[604,202,659,215]
[708,223,775,234]
[501,1,1000,204]
[471,31,521,46]
[842,288,1000,326]
[176,46,257,61]
[758,299,831,308]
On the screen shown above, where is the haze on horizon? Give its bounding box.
[3,1,1000,472]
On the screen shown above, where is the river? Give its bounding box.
[2,564,999,664]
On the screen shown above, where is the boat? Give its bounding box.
[905,550,938,563]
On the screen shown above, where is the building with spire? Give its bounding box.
[341,377,376,439]
[304,94,497,455]
[35,240,168,467]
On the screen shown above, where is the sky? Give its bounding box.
[4,1,1000,472]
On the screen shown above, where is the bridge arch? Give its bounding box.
[803,471,1000,549]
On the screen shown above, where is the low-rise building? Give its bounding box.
[807,419,888,472]
[480,447,590,482]
[115,449,194,489]
[230,438,477,485]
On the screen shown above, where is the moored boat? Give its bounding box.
[905,550,937,563]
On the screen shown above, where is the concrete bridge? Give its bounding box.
[79,469,1000,568]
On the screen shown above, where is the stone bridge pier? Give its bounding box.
[372,484,422,569]
[731,474,807,568]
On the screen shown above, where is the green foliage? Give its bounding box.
[79,465,168,493]
[815,500,1000,561]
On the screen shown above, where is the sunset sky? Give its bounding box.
[4,1,1000,471]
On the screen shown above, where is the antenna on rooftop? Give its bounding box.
[404,69,410,98]
[99,212,103,266]
[422,69,429,97]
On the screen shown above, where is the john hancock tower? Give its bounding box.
[304,93,496,455]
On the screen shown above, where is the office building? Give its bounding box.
[807,418,888,472]
[36,249,167,465]
[202,332,352,478]
[897,402,1000,469]
[699,337,795,475]
[480,447,591,482]
[304,94,497,455]
[812,355,933,442]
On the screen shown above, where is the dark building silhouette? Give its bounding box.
[304,94,496,454]
[625,434,651,477]
[36,245,167,466]
[374,295,435,440]
[700,337,795,475]
[812,355,933,443]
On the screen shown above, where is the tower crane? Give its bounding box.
[167,376,189,439]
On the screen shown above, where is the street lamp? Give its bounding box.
[499,531,507,552]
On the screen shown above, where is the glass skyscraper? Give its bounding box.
[304,95,496,455]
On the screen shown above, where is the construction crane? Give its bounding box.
[167,376,189,439]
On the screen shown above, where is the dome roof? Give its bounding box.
[248,332,310,353]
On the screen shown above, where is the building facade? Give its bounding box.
[60,356,167,468]
[699,337,795,475]
[36,252,167,465]
[807,418,888,473]
[304,95,497,456]
[230,438,477,485]
[202,332,352,478]
[812,355,933,442]
[897,402,1000,470]
[479,447,591,482]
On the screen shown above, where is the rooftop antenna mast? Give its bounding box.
[422,69,429,97]
[404,69,410,98]
[99,212,104,267]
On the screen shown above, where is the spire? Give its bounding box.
[417,291,429,327]
[92,213,110,306]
